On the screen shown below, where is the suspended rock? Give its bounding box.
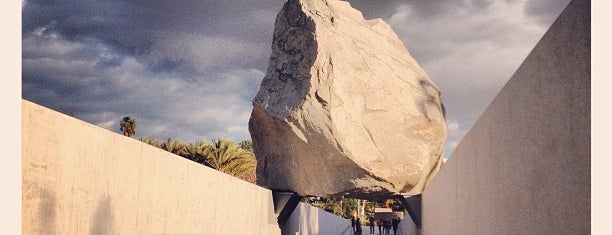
[249,0,447,200]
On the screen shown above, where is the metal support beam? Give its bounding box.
[397,195,422,228]
[272,191,302,225]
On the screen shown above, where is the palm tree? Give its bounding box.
[239,140,253,152]
[202,138,256,178]
[120,116,137,137]
[183,140,209,163]
[161,138,188,156]
[140,136,161,148]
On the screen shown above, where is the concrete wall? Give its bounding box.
[283,202,353,235]
[398,216,418,235]
[421,0,589,234]
[22,100,280,234]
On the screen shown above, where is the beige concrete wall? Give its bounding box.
[398,216,417,235]
[283,202,352,235]
[421,0,589,234]
[22,100,280,235]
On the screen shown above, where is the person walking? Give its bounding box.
[384,219,391,234]
[351,217,356,235]
[369,216,375,234]
[376,219,382,235]
[356,217,363,235]
[392,217,400,235]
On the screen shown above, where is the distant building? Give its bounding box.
[373,208,403,220]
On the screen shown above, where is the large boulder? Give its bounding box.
[249,0,447,200]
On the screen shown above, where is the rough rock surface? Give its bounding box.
[249,0,447,199]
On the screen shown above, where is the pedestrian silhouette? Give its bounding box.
[369,216,375,234]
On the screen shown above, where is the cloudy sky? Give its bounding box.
[22,0,570,157]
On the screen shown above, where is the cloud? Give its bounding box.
[371,0,570,156]
[447,121,460,132]
[142,35,270,77]
[22,28,263,143]
[96,120,116,130]
[449,141,460,148]
[22,0,281,77]
[524,0,571,26]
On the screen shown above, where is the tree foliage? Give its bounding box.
[140,136,161,148]
[120,116,137,137]
[303,196,404,220]
[161,138,188,156]
[302,197,359,219]
[201,138,256,178]
[137,135,256,183]
[239,140,253,152]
